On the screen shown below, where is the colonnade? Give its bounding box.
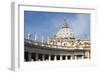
[24,52,85,62]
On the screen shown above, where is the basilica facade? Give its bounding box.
[48,19,90,59]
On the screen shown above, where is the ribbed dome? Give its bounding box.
[55,18,74,39]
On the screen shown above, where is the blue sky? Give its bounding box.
[24,11,90,40]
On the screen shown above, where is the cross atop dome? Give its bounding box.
[61,18,69,28]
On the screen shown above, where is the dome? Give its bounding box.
[55,18,74,38]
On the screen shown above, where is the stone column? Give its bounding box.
[28,52,31,61]
[74,55,77,59]
[42,55,45,61]
[70,56,73,60]
[48,55,51,61]
[88,51,90,59]
[85,51,90,59]
[54,55,56,60]
[31,59,34,62]
[60,55,62,60]
[82,55,84,59]
[65,56,67,60]
[35,54,38,61]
